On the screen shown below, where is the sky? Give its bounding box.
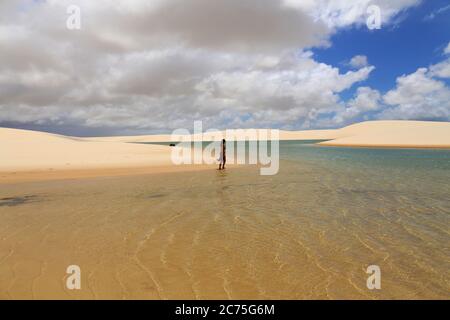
[0,0,449,136]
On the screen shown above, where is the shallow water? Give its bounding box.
[0,142,449,299]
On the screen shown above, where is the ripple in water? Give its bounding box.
[0,142,449,299]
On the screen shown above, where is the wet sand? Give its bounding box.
[0,165,218,184]
[1,157,449,299]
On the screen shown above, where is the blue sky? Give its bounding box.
[315,0,450,97]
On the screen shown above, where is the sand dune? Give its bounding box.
[85,120,450,147]
[0,127,173,172]
[87,129,338,143]
[318,120,450,148]
[1,120,449,180]
[85,134,174,143]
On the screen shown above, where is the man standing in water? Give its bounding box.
[219,139,226,170]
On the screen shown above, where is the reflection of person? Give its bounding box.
[218,139,226,170]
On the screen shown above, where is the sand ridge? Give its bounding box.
[319,120,450,148]
[84,120,450,147]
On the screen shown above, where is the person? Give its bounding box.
[218,139,226,170]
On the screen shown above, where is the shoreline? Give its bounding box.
[2,121,450,184]
[317,142,450,149]
[0,164,241,184]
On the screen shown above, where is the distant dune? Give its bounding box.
[1,120,449,181]
[317,120,450,148]
[85,129,338,142]
[85,120,450,148]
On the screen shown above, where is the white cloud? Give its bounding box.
[283,0,420,28]
[380,67,450,120]
[429,58,450,78]
[0,0,425,134]
[333,87,382,124]
[424,4,450,21]
[349,55,369,68]
[444,42,450,55]
[334,55,450,125]
[192,55,375,128]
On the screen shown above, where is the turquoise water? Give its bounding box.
[280,141,450,170]
[145,139,450,173]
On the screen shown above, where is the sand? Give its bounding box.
[0,127,176,180]
[318,120,450,148]
[1,120,449,183]
[1,122,449,299]
[0,127,175,171]
[1,156,449,299]
[86,129,338,143]
[84,121,450,147]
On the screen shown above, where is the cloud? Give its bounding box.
[349,55,369,68]
[145,0,329,53]
[331,55,450,125]
[0,0,424,134]
[424,4,450,21]
[284,0,421,28]
[333,87,382,124]
[380,67,450,120]
[429,58,450,78]
[192,54,375,128]
[444,42,450,55]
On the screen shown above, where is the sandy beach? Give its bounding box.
[1,120,450,184]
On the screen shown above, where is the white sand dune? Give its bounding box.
[87,129,338,143]
[85,120,450,147]
[0,127,172,172]
[279,129,338,140]
[85,134,174,143]
[1,120,449,178]
[318,120,450,148]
